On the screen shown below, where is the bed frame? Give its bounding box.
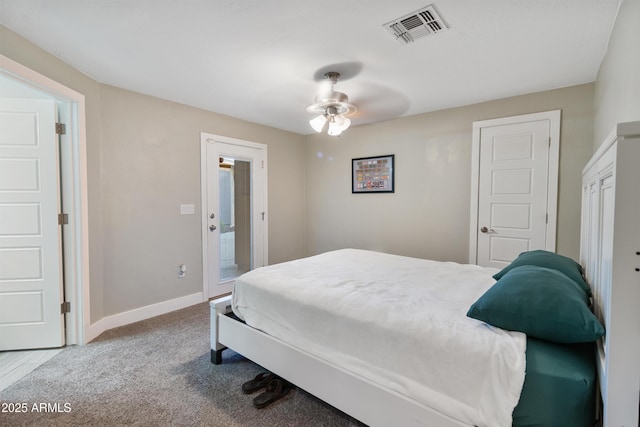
[210,121,640,427]
[579,121,640,427]
[210,295,467,427]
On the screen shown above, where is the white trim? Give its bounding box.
[469,110,561,264]
[0,54,91,345]
[89,292,204,339]
[469,125,482,264]
[546,110,561,252]
[200,138,209,300]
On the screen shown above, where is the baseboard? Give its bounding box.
[86,319,105,343]
[85,292,205,342]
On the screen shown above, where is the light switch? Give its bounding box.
[180,204,195,215]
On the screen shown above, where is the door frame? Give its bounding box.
[469,110,560,264]
[200,133,268,299]
[1,54,91,345]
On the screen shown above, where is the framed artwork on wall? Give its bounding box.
[352,154,394,193]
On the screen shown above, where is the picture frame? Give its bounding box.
[352,154,395,193]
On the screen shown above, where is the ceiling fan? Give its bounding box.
[306,72,357,136]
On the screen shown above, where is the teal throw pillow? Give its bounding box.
[493,250,591,296]
[468,265,604,343]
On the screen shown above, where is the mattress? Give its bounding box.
[232,249,526,427]
[513,338,597,427]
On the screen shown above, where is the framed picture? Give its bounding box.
[352,154,394,193]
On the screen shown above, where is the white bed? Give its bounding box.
[234,249,524,426]
[213,249,524,427]
[211,121,640,427]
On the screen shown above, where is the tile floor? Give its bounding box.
[0,348,64,392]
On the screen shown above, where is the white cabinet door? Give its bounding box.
[0,98,64,350]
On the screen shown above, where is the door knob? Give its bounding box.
[209,225,217,231]
[481,226,489,233]
[209,213,215,219]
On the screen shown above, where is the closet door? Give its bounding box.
[470,110,560,268]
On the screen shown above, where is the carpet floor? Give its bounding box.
[0,302,365,426]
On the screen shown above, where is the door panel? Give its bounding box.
[0,98,64,350]
[476,119,551,268]
[491,204,531,229]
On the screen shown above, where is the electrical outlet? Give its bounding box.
[178,264,187,278]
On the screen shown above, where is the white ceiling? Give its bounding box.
[0,0,621,135]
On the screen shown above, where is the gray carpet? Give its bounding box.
[0,303,365,426]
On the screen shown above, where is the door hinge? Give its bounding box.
[546,213,548,224]
[61,301,71,314]
[261,212,265,220]
[58,213,69,225]
[261,160,264,169]
[55,122,66,135]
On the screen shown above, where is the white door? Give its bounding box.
[470,111,560,268]
[0,98,65,350]
[202,134,267,298]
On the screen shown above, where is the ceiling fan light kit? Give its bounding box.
[306,72,357,136]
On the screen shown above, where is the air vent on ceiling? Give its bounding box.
[383,4,448,44]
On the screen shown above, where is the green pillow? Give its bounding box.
[468,265,604,343]
[493,250,591,296]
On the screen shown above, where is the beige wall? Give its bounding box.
[99,85,305,315]
[1,25,306,320]
[305,84,594,262]
[594,0,640,147]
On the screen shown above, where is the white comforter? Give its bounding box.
[232,249,526,427]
